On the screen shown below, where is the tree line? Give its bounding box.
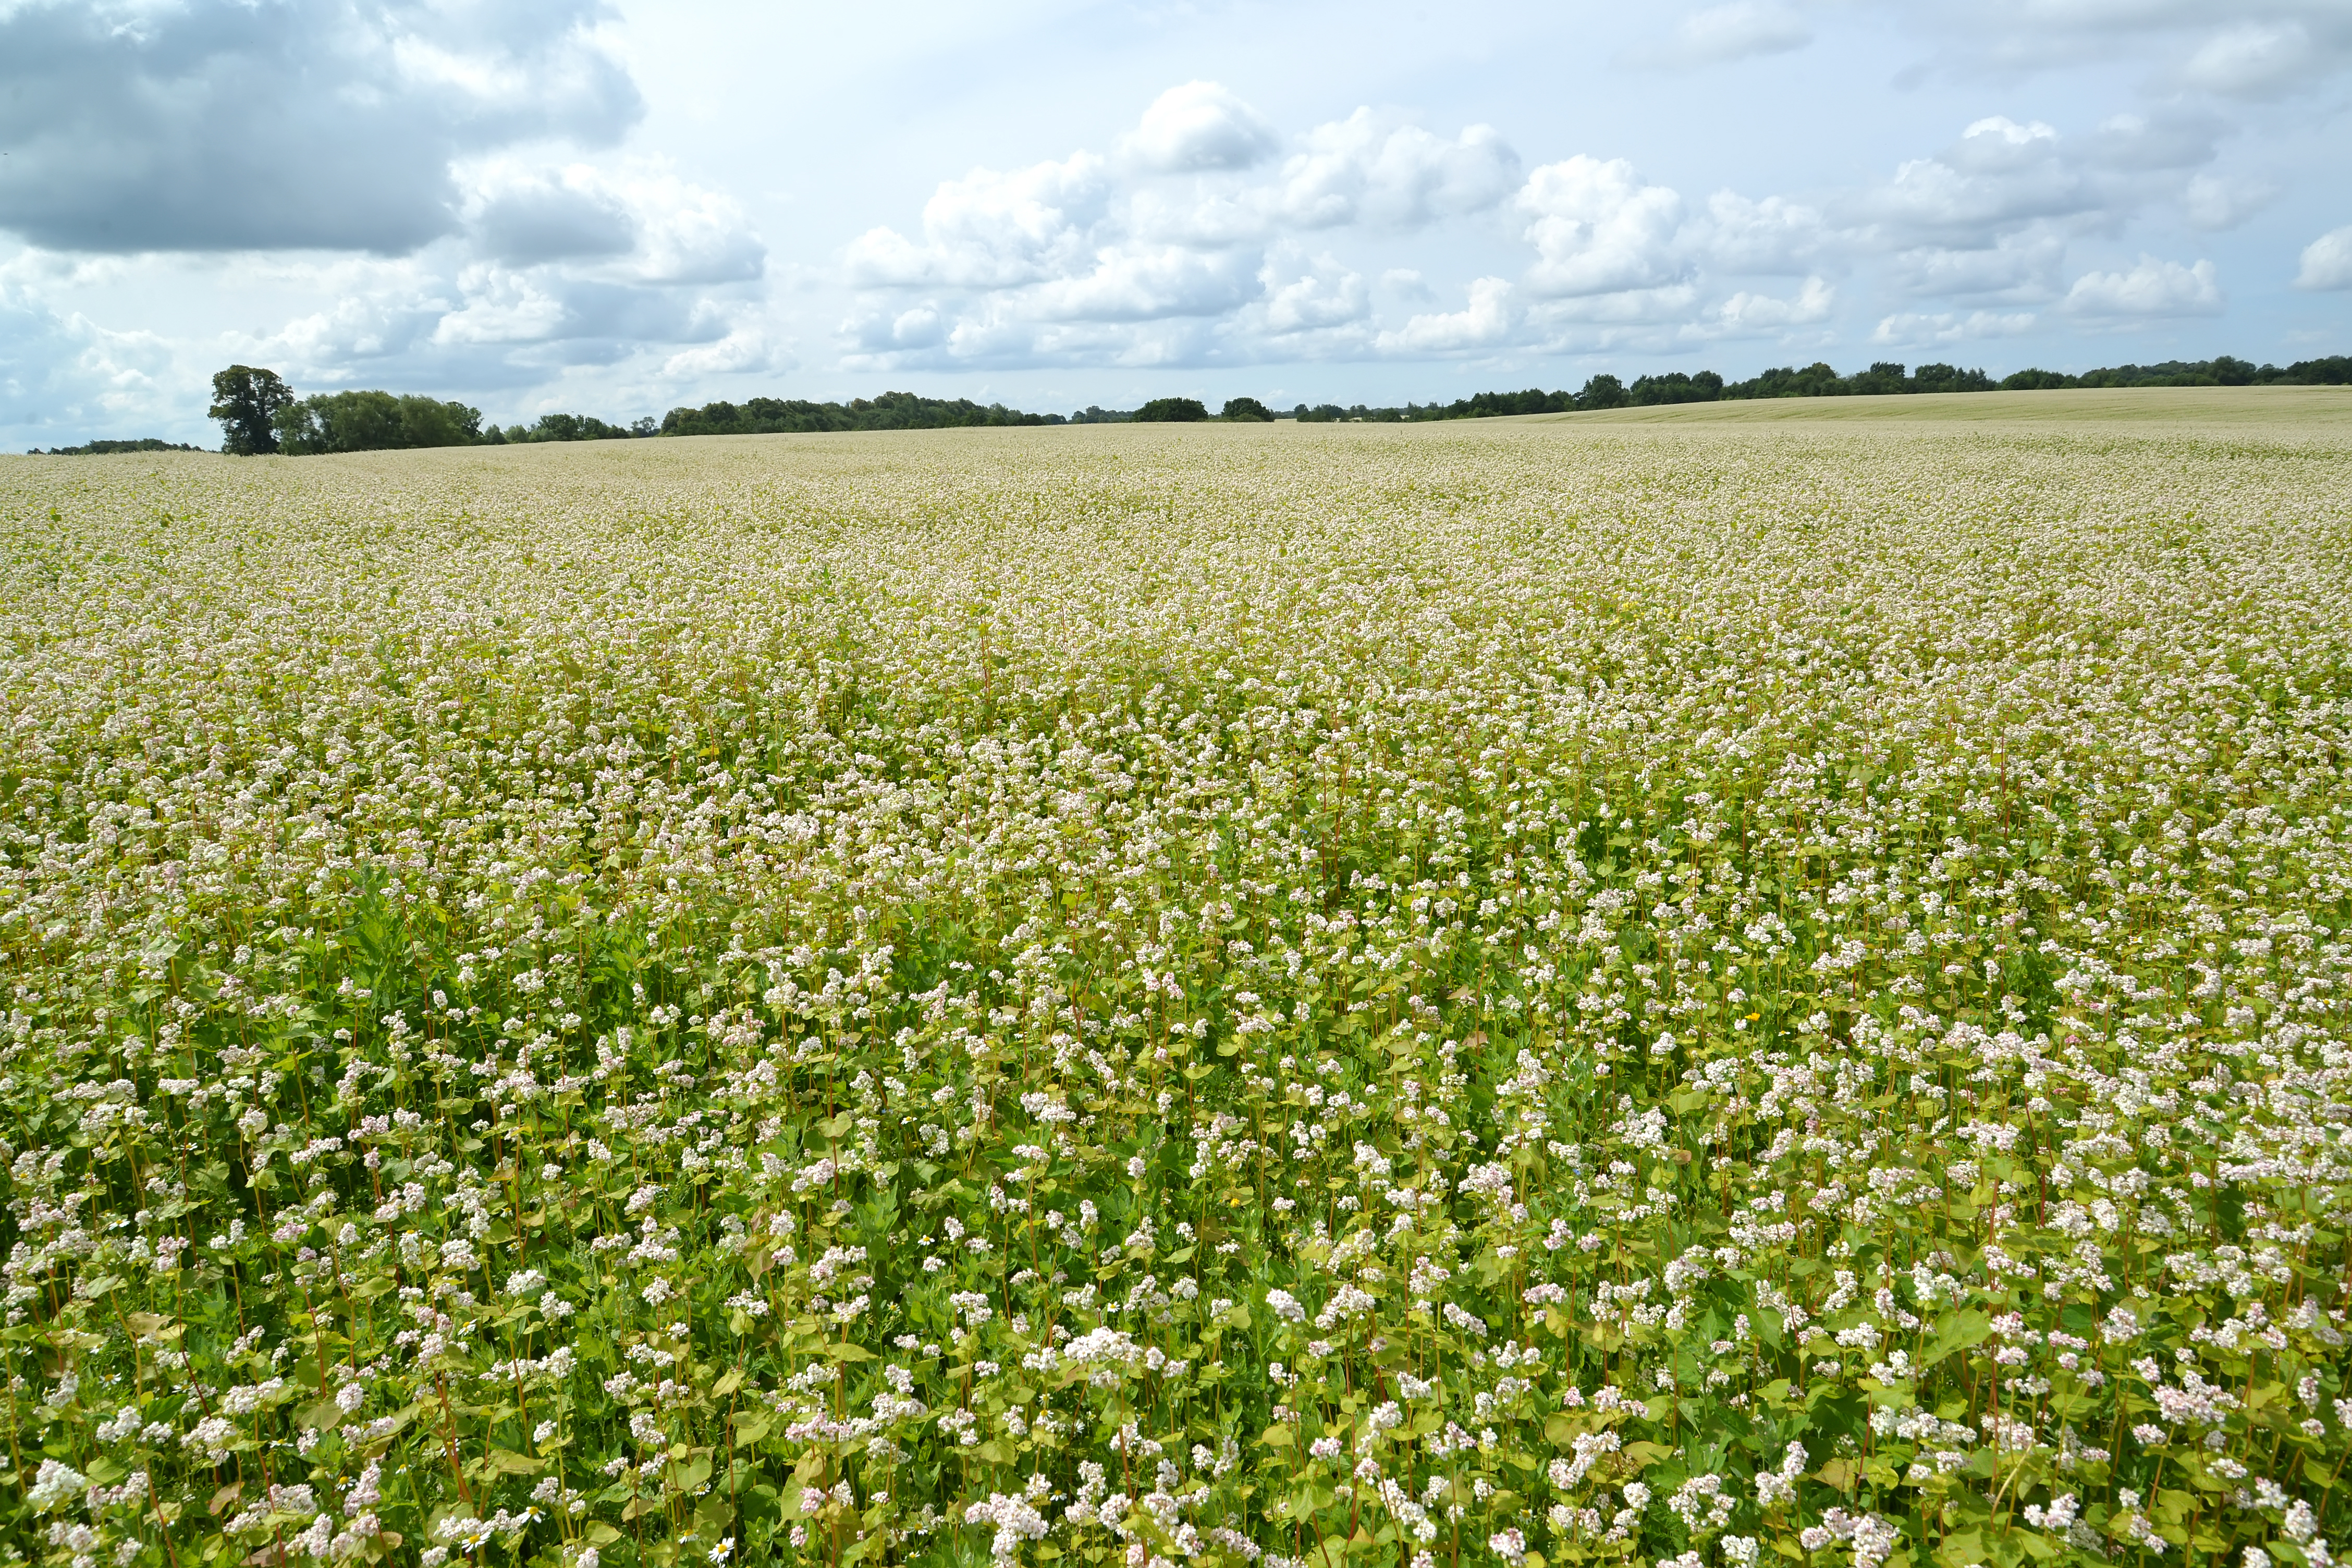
[29,356,2350,456]
[200,372,1295,454]
[27,437,203,455]
[203,368,662,455]
[1067,397,1275,423]
[1292,353,2352,422]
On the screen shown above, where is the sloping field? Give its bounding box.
[3,413,2351,1568]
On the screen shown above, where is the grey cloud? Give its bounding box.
[461,164,765,281]
[2082,112,2222,172]
[1885,3,2352,95]
[1628,3,1814,70]
[2176,18,2345,97]
[472,184,640,267]
[1,286,178,445]
[1851,119,2105,251]
[1887,230,2068,303]
[0,0,641,254]
[526,280,730,348]
[2182,173,2277,231]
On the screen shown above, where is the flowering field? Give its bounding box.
[4,414,2351,1568]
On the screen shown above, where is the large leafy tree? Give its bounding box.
[273,390,483,454]
[207,365,295,455]
[1132,396,1208,422]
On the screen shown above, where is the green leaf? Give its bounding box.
[1920,1309,1993,1368]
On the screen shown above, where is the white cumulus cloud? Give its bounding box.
[1028,246,1258,324]
[1,285,181,447]
[1517,157,1688,298]
[1865,118,2099,248]
[1699,192,1831,274]
[1706,277,1835,336]
[661,328,790,379]
[2296,227,2352,292]
[1871,309,2038,346]
[1122,82,1279,174]
[844,153,1111,290]
[1257,254,1373,336]
[2060,255,2223,318]
[1266,111,1522,232]
[1377,277,1514,354]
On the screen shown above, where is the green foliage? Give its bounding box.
[1220,397,1277,422]
[28,438,202,455]
[1720,361,1995,399]
[2001,355,2352,390]
[491,411,648,444]
[1578,374,1629,410]
[207,364,296,455]
[1626,371,1724,405]
[1133,396,1210,422]
[662,390,1063,436]
[1291,352,2345,424]
[274,389,485,454]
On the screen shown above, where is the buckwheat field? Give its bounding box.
[6,406,2352,1568]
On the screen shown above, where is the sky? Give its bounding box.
[3,0,2350,447]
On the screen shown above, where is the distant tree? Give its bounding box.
[1132,398,1209,423]
[1575,374,1628,411]
[209,365,295,455]
[2285,356,2351,385]
[660,391,1063,436]
[2000,369,2075,391]
[1219,397,1275,422]
[1910,363,1993,394]
[34,438,201,456]
[273,390,483,455]
[1448,388,1566,418]
[1627,372,1722,406]
[1847,361,1909,396]
[526,412,621,443]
